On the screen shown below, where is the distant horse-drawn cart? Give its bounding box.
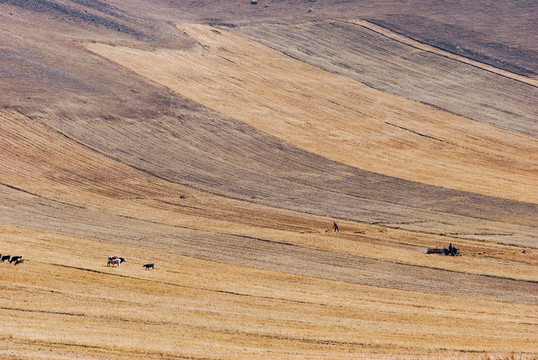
[427,243,460,256]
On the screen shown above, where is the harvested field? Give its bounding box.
[1,225,537,359]
[234,19,537,135]
[0,0,536,359]
[86,23,537,202]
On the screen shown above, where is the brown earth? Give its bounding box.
[0,0,536,359]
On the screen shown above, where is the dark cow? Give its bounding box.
[10,256,22,264]
[0,255,9,263]
[143,263,155,270]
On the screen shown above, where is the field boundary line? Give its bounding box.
[350,19,538,87]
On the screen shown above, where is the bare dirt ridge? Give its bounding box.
[0,0,536,359]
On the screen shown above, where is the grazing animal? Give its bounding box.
[108,258,121,267]
[13,258,26,266]
[107,256,126,267]
[1,255,9,263]
[10,256,22,264]
[143,263,154,270]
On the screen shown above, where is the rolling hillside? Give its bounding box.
[0,1,536,359]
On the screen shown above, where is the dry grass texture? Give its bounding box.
[87,24,537,203]
[0,107,536,358]
[1,3,537,359]
[1,225,536,359]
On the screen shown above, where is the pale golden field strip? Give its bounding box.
[86,24,537,203]
[0,225,536,359]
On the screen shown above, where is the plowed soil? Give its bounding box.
[0,1,536,359]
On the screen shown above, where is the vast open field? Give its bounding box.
[0,0,536,359]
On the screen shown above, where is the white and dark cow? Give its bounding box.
[107,256,127,267]
[13,258,26,266]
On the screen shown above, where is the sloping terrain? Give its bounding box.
[0,0,536,359]
[234,19,537,135]
[86,23,537,203]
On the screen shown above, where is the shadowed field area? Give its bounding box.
[0,0,536,359]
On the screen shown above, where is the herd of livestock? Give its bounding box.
[1,254,154,269]
[0,254,26,265]
[3,243,459,270]
[107,255,155,270]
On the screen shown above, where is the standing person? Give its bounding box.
[333,221,339,232]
